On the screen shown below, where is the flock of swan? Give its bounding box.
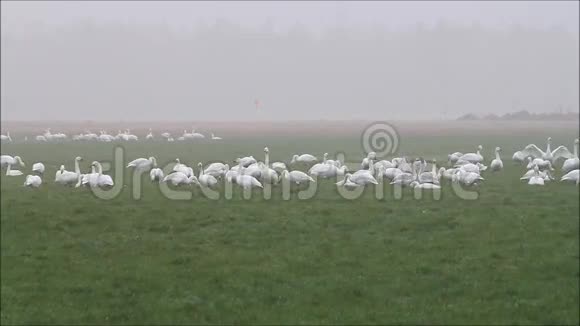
[0,128,223,143]
[1,137,578,191]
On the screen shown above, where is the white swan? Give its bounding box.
[512,151,529,164]
[23,175,42,187]
[521,137,574,163]
[490,147,503,172]
[310,162,347,179]
[290,154,318,165]
[560,169,579,186]
[127,157,157,171]
[1,155,25,169]
[260,148,279,184]
[561,139,579,174]
[5,164,23,176]
[235,156,257,168]
[453,169,484,186]
[211,133,222,140]
[82,161,114,187]
[146,128,154,140]
[32,162,45,174]
[197,162,218,188]
[418,160,440,184]
[382,167,403,180]
[361,152,377,169]
[0,132,12,142]
[149,168,164,182]
[56,157,82,186]
[338,172,378,187]
[204,162,229,178]
[163,172,199,186]
[439,167,457,180]
[281,170,315,185]
[234,159,263,190]
[447,152,463,165]
[527,165,544,186]
[526,157,553,171]
[410,181,441,190]
[520,166,553,181]
[161,132,171,139]
[457,145,484,163]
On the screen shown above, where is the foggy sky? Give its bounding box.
[1,1,579,121]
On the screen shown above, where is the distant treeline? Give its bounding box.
[457,110,580,121]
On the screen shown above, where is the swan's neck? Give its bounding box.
[199,165,203,178]
[574,143,578,157]
[546,141,551,153]
[74,159,80,175]
[265,152,270,166]
[495,151,500,160]
[431,162,436,174]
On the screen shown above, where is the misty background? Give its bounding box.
[1,1,579,121]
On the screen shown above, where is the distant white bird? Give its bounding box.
[5,164,23,176]
[526,157,553,171]
[0,132,12,142]
[211,133,222,140]
[560,169,579,186]
[146,128,154,140]
[82,161,114,187]
[282,170,315,185]
[32,162,45,174]
[528,165,545,186]
[197,162,218,188]
[561,139,579,174]
[290,154,318,165]
[448,152,463,165]
[457,145,484,163]
[149,168,164,182]
[56,157,83,186]
[521,137,574,164]
[127,157,157,172]
[1,155,25,169]
[163,172,199,186]
[490,147,503,172]
[23,175,42,187]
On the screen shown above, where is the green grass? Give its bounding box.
[1,129,579,324]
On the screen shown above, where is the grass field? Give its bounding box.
[1,123,579,324]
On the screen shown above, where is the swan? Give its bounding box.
[290,154,318,165]
[526,157,553,171]
[150,168,164,182]
[260,148,280,184]
[309,153,332,175]
[490,147,503,172]
[5,164,23,176]
[457,163,481,174]
[361,152,377,169]
[161,132,171,139]
[127,157,157,171]
[146,128,154,140]
[211,133,222,140]
[82,161,114,187]
[190,128,205,139]
[197,162,218,188]
[338,172,378,187]
[410,181,441,190]
[457,145,484,163]
[520,166,553,181]
[374,159,396,170]
[204,162,230,178]
[448,152,463,165]
[527,165,545,186]
[281,170,315,185]
[310,164,348,179]
[418,160,440,185]
[56,157,83,186]
[32,162,45,174]
[561,139,579,174]
[382,167,403,180]
[234,159,263,190]
[163,172,199,186]
[23,175,42,187]
[167,137,175,142]
[512,151,529,164]
[0,132,12,142]
[560,169,579,186]
[235,156,257,168]
[1,155,25,169]
[390,163,418,186]
[453,169,484,186]
[521,137,574,163]
[262,147,287,173]
[36,135,47,142]
[439,167,457,180]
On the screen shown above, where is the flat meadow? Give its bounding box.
[1,120,579,324]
